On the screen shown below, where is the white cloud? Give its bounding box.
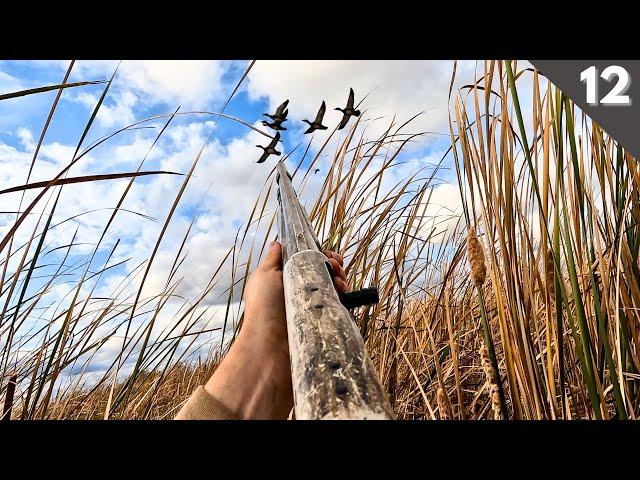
[417,181,464,244]
[16,127,35,150]
[73,90,138,129]
[69,60,229,109]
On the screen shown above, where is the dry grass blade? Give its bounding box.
[0,171,183,195]
[0,81,105,101]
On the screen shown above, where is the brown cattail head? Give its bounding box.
[2,373,17,421]
[479,343,494,383]
[479,343,502,420]
[467,228,487,287]
[436,387,450,420]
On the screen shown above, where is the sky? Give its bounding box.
[0,60,497,386]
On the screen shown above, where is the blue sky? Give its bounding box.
[0,60,479,384]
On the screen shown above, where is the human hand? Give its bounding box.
[204,241,349,419]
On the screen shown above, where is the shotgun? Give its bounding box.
[275,161,394,420]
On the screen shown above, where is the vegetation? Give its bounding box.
[1,60,638,419]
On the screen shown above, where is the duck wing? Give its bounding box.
[337,111,350,130]
[256,148,269,163]
[268,132,281,149]
[346,88,355,109]
[275,99,289,116]
[314,101,326,123]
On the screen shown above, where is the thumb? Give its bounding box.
[258,241,283,271]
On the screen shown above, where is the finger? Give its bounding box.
[258,241,282,271]
[327,257,346,283]
[334,277,350,294]
[323,250,344,266]
[330,258,346,282]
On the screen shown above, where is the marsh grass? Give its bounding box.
[0,60,638,419]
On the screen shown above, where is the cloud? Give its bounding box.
[72,90,138,129]
[16,127,35,150]
[417,181,465,243]
[69,60,229,109]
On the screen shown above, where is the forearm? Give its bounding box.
[204,323,293,420]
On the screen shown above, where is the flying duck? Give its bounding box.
[302,101,328,134]
[335,88,361,130]
[264,100,289,123]
[256,132,281,163]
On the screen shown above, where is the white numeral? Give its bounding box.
[580,66,598,105]
[580,65,631,106]
[600,66,630,104]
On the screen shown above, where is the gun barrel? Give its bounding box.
[276,161,320,262]
[275,161,394,420]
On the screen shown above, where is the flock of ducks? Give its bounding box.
[256,88,361,164]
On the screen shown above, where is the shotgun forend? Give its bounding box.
[275,161,394,420]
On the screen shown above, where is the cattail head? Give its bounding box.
[2,372,17,421]
[467,228,487,287]
[479,343,502,420]
[479,343,494,383]
[436,387,450,420]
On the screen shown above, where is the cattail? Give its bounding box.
[479,343,502,420]
[2,373,17,421]
[436,387,451,420]
[467,228,487,287]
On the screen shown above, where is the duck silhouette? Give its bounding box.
[335,88,361,130]
[256,132,281,163]
[302,101,328,134]
[264,100,289,123]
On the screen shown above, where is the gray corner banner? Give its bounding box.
[530,60,639,159]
